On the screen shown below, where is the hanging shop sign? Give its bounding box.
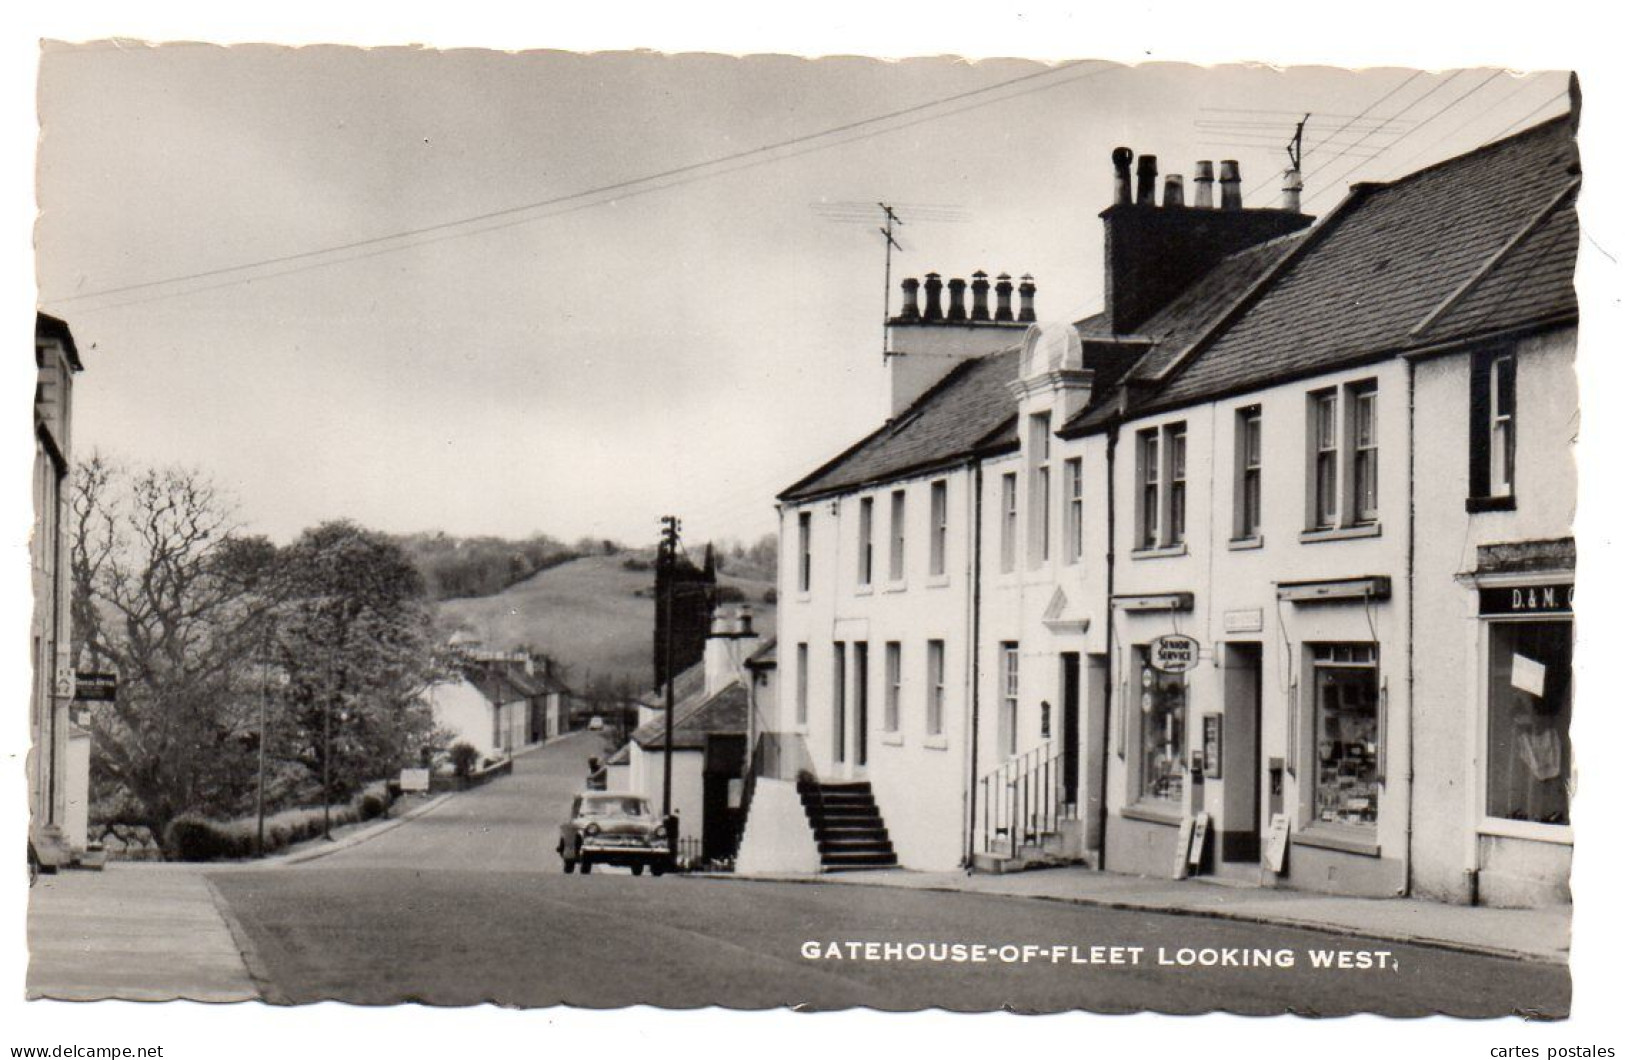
[1147,634,1201,674]
[1478,582,1574,617]
[73,671,118,703]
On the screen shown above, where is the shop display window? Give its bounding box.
[1138,655,1187,804]
[1486,621,1572,826]
[1310,644,1380,830]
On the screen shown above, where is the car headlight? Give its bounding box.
[583,822,601,837]
[652,825,667,840]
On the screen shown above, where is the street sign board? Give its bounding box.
[74,671,118,702]
[1147,634,1200,674]
[400,768,431,793]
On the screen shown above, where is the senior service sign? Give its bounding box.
[1147,634,1201,674]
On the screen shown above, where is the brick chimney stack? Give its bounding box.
[1100,147,1313,334]
[947,277,968,322]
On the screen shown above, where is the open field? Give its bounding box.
[436,553,775,690]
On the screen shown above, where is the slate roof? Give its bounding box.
[1417,188,1578,344]
[1142,116,1578,413]
[779,348,1023,502]
[648,659,706,710]
[778,115,1577,491]
[630,682,748,751]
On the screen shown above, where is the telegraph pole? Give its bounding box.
[658,515,681,819]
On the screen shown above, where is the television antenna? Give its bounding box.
[811,201,970,362]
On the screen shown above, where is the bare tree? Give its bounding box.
[70,455,276,828]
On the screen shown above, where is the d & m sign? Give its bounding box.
[1478,582,1574,617]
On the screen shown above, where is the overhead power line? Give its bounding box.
[43,60,1102,310]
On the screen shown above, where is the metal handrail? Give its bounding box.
[973,741,1077,858]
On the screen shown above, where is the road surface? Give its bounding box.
[207,732,1569,1015]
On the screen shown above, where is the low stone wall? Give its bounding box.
[429,755,513,793]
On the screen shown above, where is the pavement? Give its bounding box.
[27,863,262,1002]
[719,866,1572,965]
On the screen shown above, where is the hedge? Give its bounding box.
[162,782,396,862]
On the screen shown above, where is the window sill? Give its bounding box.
[854,584,873,597]
[1295,826,1381,858]
[1299,522,1381,544]
[1131,542,1189,561]
[925,573,951,589]
[882,580,908,594]
[923,734,949,751]
[879,731,903,747]
[1477,817,1572,845]
[1228,535,1264,551]
[1466,495,1517,514]
[1120,803,1182,827]
[795,592,812,604]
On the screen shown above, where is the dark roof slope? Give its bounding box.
[631,682,748,751]
[1147,117,1577,411]
[1418,191,1578,344]
[780,348,1022,502]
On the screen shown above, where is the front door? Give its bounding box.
[1221,642,1263,862]
[1061,652,1081,807]
[853,642,869,768]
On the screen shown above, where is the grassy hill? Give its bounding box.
[435,553,776,692]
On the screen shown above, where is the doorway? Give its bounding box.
[1060,652,1081,807]
[1221,642,1263,862]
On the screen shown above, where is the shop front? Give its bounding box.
[1467,566,1574,907]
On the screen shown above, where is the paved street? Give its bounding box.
[199,732,1570,1016]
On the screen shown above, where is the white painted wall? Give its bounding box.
[1105,358,1413,897]
[426,679,500,760]
[1411,327,1576,906]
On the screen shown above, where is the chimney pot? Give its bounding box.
[1194,161,1215,208]
[947,277,968,322]
[1112,147,1133,206]
[1018,274,1037,323]
[923,272,944,321]
[1219,159,1242,211]
[1163,174,1185,208]
[899,277,920,320]
[994,273,1015,323]
[1135,154,1159,206]
[970,270,991,322]
[1281,167,1303,213]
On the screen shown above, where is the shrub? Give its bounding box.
[164,814,252,862]
[449,742,480,778]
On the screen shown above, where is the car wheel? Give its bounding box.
[580,858,593,875]
[651,863,666,877]
[631,864,644,877]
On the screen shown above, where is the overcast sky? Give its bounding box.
[34,49,1570,548]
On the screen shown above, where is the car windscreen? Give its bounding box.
[579,797,648,818]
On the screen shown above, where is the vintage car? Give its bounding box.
[557,792,672,875]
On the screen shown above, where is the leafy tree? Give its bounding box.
[273,522,445,804]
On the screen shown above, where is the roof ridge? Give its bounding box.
[1346,110,1574,199]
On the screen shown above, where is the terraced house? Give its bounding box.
[743,105,1578,908]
